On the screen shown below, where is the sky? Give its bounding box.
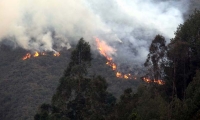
[0,0,189,67]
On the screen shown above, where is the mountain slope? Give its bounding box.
[0,44,140,120]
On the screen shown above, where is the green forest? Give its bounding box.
[0,2,200,120]
[34,10,200,120]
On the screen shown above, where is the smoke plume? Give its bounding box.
[0,0,189,65]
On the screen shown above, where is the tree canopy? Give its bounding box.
[35,38,116,120]
[34,10,200,120]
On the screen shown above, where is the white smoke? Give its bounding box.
[0,0,189,65]
[0,0,109,51]
[84,0,188,65]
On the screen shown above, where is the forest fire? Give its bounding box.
[33,52,39,57]
[53,52,60,57]
[22,51,60,60]
[95,37,165,85]
[22,53,31,60]
[96,37,135,80]
[106,61,117,70]
[116,72,122,78]
[143,77,165,85]
[95,38,113,61]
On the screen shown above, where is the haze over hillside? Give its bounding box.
[0,43,141,120]
[0,0,189,67]
[0,0,200,120]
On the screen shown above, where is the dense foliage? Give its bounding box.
[35,10,200,120]
[35,38,116,120]
[1,3,200,120]
[0,41,138,120]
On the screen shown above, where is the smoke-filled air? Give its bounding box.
[3,0,200,119]
[0,0,188,65]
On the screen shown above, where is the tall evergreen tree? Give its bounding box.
[52,38,92,108]
[167,10,200,99]
[144,35,167,81]
[184,70,200,119]
[35,38,115,120]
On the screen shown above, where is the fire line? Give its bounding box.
[95,37,135,80]
[95,37,165,85]
[22,51,60,60]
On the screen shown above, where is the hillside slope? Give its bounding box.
[0,44,140,120]
[1,1,200,119]
[0,45,70,120]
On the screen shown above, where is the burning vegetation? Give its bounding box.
[22,38,164,85]
[143,77,165,85]
[96,37,136,80]
[53,52,60,57]
[96,37,164,85]
[22,51,60,60]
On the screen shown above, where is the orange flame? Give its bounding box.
[95,37,164,85]
[143,77,165,85]
[96,37,135,80]
[116,72,123,78]
[106,61,117,70]
[124,74,129,79]
[154,79,165,85]
[112,64,117,70]
[33,52,39,57]
[22,53,31,60]
[22,51,60,60]
[54,52,60,57]
[96,38,114,61]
